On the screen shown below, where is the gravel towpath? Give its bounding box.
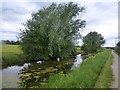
[110,50,119,89]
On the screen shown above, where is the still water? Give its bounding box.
[1,54,83,88]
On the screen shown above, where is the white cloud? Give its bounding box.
[83,19,118,36]
[1,1,53,42]
[79,2,118,47]
[1,0,118,47]
[2,33,18,41]
[85,19,118,47]
[1,22,25,32]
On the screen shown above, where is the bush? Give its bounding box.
[115,46,120,55]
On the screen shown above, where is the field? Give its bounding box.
[2,44,22,54]
[1,45,83,68]
[39,49,112,88]
[2,44,24,68]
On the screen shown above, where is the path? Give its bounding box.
[110,50,119,89]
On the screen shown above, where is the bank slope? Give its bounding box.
[41,49,112,88]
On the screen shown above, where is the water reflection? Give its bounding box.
[2,66,22,88]
[18,59,74,87]
[2,55,83,88]
[73,54,83,67]
[2,63,30,88]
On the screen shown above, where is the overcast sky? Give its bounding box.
[0,0,119,47]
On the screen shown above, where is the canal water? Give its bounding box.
[1,54,83,88]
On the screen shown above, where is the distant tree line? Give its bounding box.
[2,40,20,45]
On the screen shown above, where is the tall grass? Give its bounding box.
[42,49,111,88]
[2,44,24,68]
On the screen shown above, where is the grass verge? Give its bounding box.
[94,50,113,88]
[2,44,25,68]
[39,49,111,88]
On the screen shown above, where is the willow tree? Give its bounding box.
[81,31,105,54]
[19,2,86,61]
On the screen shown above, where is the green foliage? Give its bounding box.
[116,41,120,47]
[75,46,83,55]
[19,2,85,61]
[115,41,120,55]
[81,31,105,54]
[41,49,111,88]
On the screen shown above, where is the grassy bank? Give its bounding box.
[40,49,111,88]
[2,44,24,68]
[94,50,113,88]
